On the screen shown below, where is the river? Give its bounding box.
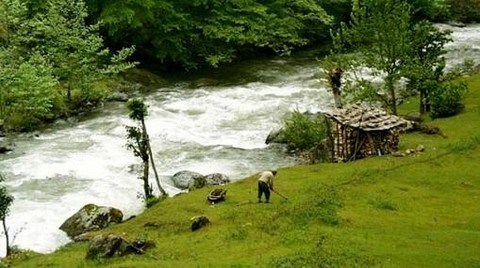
[0,24,479,256]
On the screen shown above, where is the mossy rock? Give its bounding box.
[59,204,123,238]
[85,234,156,260]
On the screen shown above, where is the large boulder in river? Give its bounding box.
[265,128,287,144]
[203,173,230,185]
[0,137,13,154]
[59,204,123,238]
[171,171,230,191]
[0,142,13,154]
[106,92,129,102]
[171,170,205,190]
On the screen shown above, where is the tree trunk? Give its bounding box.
[419,91,426,114]
[2,218,9,256]
[141,119,167,196]
[425,90,431,112]
[67,85,72,102]
[387,77,398,115]
[142,157,152,200]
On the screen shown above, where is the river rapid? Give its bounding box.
[0,24,479,256]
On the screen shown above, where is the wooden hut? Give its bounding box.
[323,104,411,162]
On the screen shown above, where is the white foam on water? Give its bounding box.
[437,24,480,69]
[0,69,328,257]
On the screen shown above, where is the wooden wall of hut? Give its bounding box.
[330,122,400,162]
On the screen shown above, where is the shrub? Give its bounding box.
[447,0,480,23]
[430,81,467,119]
[146,197,161,208]
[283,110,328,151]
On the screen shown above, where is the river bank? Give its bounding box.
[5,67,480,267]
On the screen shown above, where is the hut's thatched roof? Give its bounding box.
[324,104,411,131]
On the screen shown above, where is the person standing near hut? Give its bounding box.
[258,170,277,203]
[328,68,344,108]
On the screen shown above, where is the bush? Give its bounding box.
[430,81,467,119]
[447,0,480,23]
[283,110,328,151]
[408,0,451,22]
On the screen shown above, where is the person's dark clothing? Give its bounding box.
[258,181,270,202]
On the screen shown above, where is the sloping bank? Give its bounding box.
[4,73,480,267]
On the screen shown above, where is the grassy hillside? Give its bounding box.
[5,74,480,267]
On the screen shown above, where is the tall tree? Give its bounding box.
[0,174,14,257]
[403,21,452,114]
[12,0,136,102]
[126,99,166,202]
[0,0,135,131]
[333,0,413,115]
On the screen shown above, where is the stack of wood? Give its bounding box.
[324,104,410,162]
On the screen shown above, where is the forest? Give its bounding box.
[0,0,479,132]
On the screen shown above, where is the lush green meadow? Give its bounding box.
[6,73,480,267]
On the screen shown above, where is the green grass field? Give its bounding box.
[5,74,480,267]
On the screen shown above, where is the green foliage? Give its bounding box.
[402,21,452,114]
[341,78,383,106]
[319,0,352,25]
[86,0,332,69]
[125,125,147,160]
[332,0,453,115]
[282,110,327,151]
[0,173,14,257]
[447,0,480,23]
[333,0,412,115]
[127,99,148,121]
[15,0,135,101]
[0,174,13,221]
[0,1,8,43]
[0,52,61,130]
[146,196,161,208]
[407,0,450,21]
[430,81,468,119]
[0,0,135,131]
[125,99,158,201]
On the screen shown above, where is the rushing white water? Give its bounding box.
[0,53,330,255]
[437,23,480,69]
[0,24,479,256]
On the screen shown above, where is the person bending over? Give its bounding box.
[258,170,277,203]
